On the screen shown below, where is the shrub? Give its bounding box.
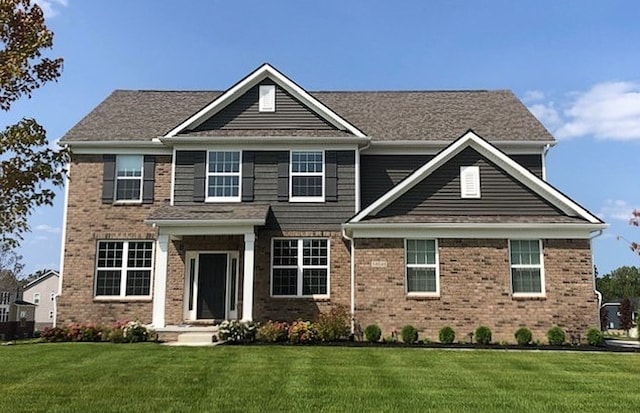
[400,325,418,344]
[382,335,398,344]
[288,320,317,344]
[257,321,289,343]
[107,327,124,343]
[40,326,66,342]
[123,320,155,343]
[364,324,382,342]
[475,326,492,345]
[514,327,532,346]
[586,328,605,346]
[439,326,455,344]
[547,326,566,345]
[315,306,350,342]
[218,320,257,343]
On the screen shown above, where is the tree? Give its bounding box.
[0,0,68,247]
[18,267,54,287]
[0,242,24,280]
[596,266,640,302]
[631,210,640,254]
[619,298,633,332]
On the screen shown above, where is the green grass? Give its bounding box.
[1,344,639,412]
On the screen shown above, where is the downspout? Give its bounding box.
[591,230,604,328]
[342,226,356,336]
[55,149,70,328]
[542,144,551,181]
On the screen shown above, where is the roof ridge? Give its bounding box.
[112,89,511,94]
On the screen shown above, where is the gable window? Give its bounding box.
[95,240,153,298]
[33,293,40,305]
[405,239,439,295]
[259,85,276,112]
[460,166,480,198]
[206,151,241,201]
[116,155,143,202]
[271,238,329,297]
[290,151,324,202]
[510,240,544,295]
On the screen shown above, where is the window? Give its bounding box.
[460,166,480,198]
[259,85,276,112]
[206,151,241,201]
[95,240,153,298]
[0,308,8,323]
[33,293,41,305]
[116,155,143,202]
[272,238,329,297]
[510,240,544,295]
[0,291,9,305]
[290,151,324,201]
[405,239,439,294]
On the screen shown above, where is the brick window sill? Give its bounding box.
[94,297,152,303]
[512,295,547,301]
[406,294,440,301]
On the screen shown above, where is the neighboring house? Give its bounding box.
[601,298,638,330]
[23,270,60,330]
[0,271,35,340]
[57,64,606,342]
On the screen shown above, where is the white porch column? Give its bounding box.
[242,232,256,321]
[152,234,169,328]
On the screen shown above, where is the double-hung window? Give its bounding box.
[272,238,329,297]
[405,239,439,295]
[95,240,153,298]
[290,151,324,202]
[207,151,241,201]
[0,291,9,305]
[510,240,544,295]
[0,308,8,323]
[33,293,41,305]
[115,155,143,202]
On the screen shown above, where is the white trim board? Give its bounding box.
[165,63,367,138]
[349,130,604,225]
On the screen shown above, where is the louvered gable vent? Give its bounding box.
[460,166,480,198]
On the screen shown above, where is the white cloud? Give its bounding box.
[528,102,562,131]
[555,81,640,140]
[523,90,545,102]
[34,224,61,233]
[33,0,68,18]
[597,199,638,221]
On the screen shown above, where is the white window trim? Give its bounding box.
[115,155,144,204]
[259,85,276,112]
[0,308,8,323]
[509,239,546,297]
[0,291,9,305]
[404,239,440,297]
[205,150,242,203]
[270,238,330,298]
[33,293,41,305]
[460,166,480,198]
[289,150,325,203]
[94,240,154,299]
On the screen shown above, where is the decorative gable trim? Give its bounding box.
[165,63,366,138]
[349,130,604,225]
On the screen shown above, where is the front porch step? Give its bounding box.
[156,325,220,345]
[178,332,218,344]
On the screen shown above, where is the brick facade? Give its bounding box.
[354,238,598,343]
[57,154,172,324]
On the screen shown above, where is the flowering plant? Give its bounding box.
[288,320,318,344]
[218,320,257,343]
[257,320,289,343]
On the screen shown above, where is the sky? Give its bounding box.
[8,0,640,276]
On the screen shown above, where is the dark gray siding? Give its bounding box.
[253,151,355,230]
[193,79,337,131]
[376,147,563,218]
[173,150,356,230]
[361,153,544,208]
[511,154,543,179]
[360,155,433,208]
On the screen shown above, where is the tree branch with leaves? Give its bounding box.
[0,0,68,247]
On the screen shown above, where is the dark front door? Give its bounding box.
[197,253,227,319]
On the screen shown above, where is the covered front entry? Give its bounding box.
[184,251,239,321]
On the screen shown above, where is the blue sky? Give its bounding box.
[11,0,640,276]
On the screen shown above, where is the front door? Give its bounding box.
[197,253,227,320]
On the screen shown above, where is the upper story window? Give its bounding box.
[207,151,241,202]
[33,293,41,305]
[259,85,276,112]
[460,166,480,198]
[116,155,143,202]
[290,151,324,202]
[0,291,10,305]
[510,240,544,296]
[95,240,153,298]
[405,239,439,295]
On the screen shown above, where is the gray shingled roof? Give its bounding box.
[147,203,270,223]
[60,90,554,143]
[360,215,589,224]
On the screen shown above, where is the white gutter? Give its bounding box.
[341,228,356,335]
[590,229,605,326]
[55,154,70,328]
[159,135,370,146]
[144,218,266,227]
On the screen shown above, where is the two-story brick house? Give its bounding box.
[57,64,606,342]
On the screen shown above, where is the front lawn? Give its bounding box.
[1,344,638,412]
